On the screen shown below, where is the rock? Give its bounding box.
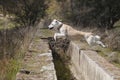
[19,69,31,74]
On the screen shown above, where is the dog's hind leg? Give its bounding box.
[96,41,106,48]
[54,33,66,41]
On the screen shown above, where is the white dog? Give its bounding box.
[48,19,106,48]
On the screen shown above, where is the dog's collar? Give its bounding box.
[57,23,63,31]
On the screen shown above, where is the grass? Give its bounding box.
[94,46,120,68]
[0,17,21,80]
[112,61,120,68]
[0,17,32,80]
[97,47,111,57]
[114,20,120,27]
[40,29,54,37]
[6,59,20,80]
[0,48,26,80]
[0,58,20,80]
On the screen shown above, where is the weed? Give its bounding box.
[0,58,20,80]
[5,59,20,80]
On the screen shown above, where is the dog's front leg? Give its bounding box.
[54,33,66,41]
[54,33,57,41]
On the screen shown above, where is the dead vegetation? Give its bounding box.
[48,38,70,62]
[0,18,38,80]
[48,38,76,80]
[104,28,120,51]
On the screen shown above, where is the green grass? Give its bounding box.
[6,59,20,80]
[0,58,20,80]
[0,49,26,80]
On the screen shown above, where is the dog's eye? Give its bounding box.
[55,21,57,23]
[55,21,58,24]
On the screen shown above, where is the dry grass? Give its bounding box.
[0,18,17,30]
[0,17,38,80]
[0,58,20,80]
[104,27,120,51]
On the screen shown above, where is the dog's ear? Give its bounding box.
[55,20,58,23]
[53,19,57,22]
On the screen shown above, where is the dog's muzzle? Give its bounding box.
[49,27,54,30]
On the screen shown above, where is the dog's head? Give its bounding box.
[48,19,62,29]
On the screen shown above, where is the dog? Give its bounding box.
[48,19,106,48]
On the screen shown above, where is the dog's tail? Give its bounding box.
[78,31,93,36]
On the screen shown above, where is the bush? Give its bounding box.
[104,28,120,51]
